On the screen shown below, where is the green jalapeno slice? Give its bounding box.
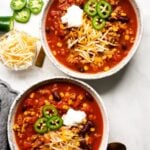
[47,116,63,130]
[96,0,112,19]
[28,0,44,15]
[11,0,26,11]
[42,105,58,119]
[92,15,106,30]
[14,7,31,23]
[34,117,48,134]
[0,16,14,32]
[84,0,97,16]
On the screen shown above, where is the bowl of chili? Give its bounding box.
[8,77,109,150]
[41,0,143,79]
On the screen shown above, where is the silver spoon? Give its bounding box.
[107,142,126,150]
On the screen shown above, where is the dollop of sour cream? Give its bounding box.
[61,5,83,28]
[62,108,86,126]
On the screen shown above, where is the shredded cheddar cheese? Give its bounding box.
[0,30,38,70]
[66,14,118,64]
[40,126,84,150]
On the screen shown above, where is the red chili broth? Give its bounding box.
[45,0,137,73]
[14,82,103,150]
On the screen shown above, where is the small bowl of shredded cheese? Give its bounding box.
[0,30,38,71]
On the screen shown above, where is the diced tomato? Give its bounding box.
[23,141,32,149]
[30,116,38,124]
[74,99,82,108]
[58,2,69,10]
[50,10,59,17]
[38,98,45,106]
[24,99,34,108]
[68,0,74,3]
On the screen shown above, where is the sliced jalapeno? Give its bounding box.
[0,16,14,32]
[11,0,26,11]
[28,0,44,15]
[34,117,48,134]
[42,105,58,119]
[14,8,31,23]
[96,0,112,19]
[84,0,97,16]
[47,116,63,130]
[92,15,106,30]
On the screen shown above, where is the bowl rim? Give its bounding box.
[40,0,143,80]
[7,76,109,150]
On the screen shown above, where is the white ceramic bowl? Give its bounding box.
[7,77,109,150]
[41,0,143,80]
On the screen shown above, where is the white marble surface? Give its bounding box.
[0,0,149,149]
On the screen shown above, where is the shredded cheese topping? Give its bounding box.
[40,126,84,150]
[66,14,119,64]
[0,30,37,70]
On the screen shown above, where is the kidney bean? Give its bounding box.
[79,121,94,136]
[108,16,129,23]
[85,92,93,101]
[45,27,51,34]
[118,16,129,23]
[52,91,61,102]
[121,43,128,50]
[80,141,92,150]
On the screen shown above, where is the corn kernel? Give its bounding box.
[68,99,73,105]
[108,55,112,59]
[111,12,116,17]
[31,112,35,115]
[90,128,95,132]
[76,142,80,146]
[83,103,88,108]
[104,66,110,71]
[57,42,62,47]
[65,92,69,97]
[24,111,28,116]
[52,51,57,56]
[121,12,126,16]
[60,24,65,29]
[29,93,35,98]
[63,105,69,110]
[82,118,87,124]
[60,92,64,98]
[84,65,89,71]
[78,94,83,100]
[125,35,130,40]
[49,95,53,100]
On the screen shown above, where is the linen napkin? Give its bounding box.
[0,80,18,150]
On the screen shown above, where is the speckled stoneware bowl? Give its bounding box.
[7,77,109,150]
[41,0,143,80]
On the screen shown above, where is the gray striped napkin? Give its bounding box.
[0,80,18,150]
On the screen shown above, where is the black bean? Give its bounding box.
[85,92,93,101]
[108,16,129,23]
[22,105,27,112]
[118,16,129,23]
[108,45,116,49]
[108,17,117,22]
[45,27,51,34]
[79,121,94,136]
[80,141,92,150]
[78,67,85,73]
[52,91,61,102]
[121,43,127,50]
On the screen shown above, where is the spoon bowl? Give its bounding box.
[107,142,126,150]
